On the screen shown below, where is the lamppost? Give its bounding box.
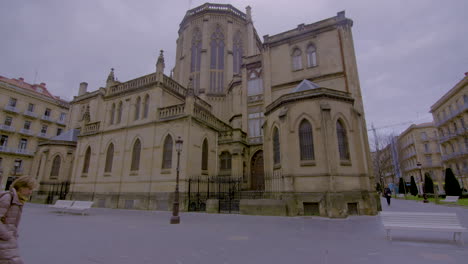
[416,162,428,203]
[170,136,183,224]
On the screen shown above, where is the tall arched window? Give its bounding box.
[82,147,91,173]
[299,120,315,160]
[464,94,468,105]
[143,94,149,118]
[210,25,225,93]
[110,103,115,125]
[336,120,350,160]
[292,48,302,71]
[306,44,317,67]
[131,139,141,171]
[105,143,114,173]
[50,155,61,179]
[134,97,141,120]
[220,151,231,171]
[117,101,123,123]
[273,127,281,165]
[162,135,173,169]
[233,31,243,75]
[191,29,202,94]
[202,139,208,171]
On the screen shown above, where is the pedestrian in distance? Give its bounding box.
[0,176,37,264]
[384,187,392,206]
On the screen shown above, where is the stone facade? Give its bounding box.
[0,76,69,190]
[430,73,468,189]
[30,3,379,217]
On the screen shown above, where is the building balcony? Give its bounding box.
[37,132,48,139]
[401,139,415,148]
[0,124,15,133]
[0,146,34,156]
[82,121,101,135]
[19,128,34,136]
[456,127,468,136]
[24,110,38,119]
[435,103,468,127]
[56,119,66,126]
[401,151,417,160]
[441,150,468,161]
[41,115,54,123]
[3,105,19,114]
[439,132,459,143]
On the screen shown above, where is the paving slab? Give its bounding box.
[18,198,468,264]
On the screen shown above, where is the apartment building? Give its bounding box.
[397,123,443,194]
[0,76,69,189]
[430,72,468,189]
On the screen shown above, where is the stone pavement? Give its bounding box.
[18,198,468,264]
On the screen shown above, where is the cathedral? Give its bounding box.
[31,3,380,217]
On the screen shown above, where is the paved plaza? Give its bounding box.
[19,198,468,264]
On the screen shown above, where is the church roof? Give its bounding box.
[50,129,80,142]
[291,79,320,93]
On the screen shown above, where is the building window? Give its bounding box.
[24,121,31,130]
[201,139,208,171]
[18,138,27,150]
[247,69,263,96]
[464,94,468,105]
[337,120,350,160]
[421,132,427,140]
[248,110,264,138]
[273,127,281,165]
[143,95,149,118]
[190,29,202,94]
[134,97,141,120]
[117,101,123,124]
[105,143,114,173]
[59,112,66,122]
[41,125,47,134]
[0,135,8,147]
[50,155,61,179]
[424,143,430,153]
[306,44,317,67]
[210,25,225,94]
[292,48,302,71]
[131,139,141,171]
[44,108,51,117]
[82,147,91,173]
[4,116,12,126]
[299,119,315,160]
[233,31,243,75]
[56,128,63,136]
[162,135,173,169]
[220,151,231,171]
[8,98,17,107]
[27,103,34,112]
[110,103,115,125]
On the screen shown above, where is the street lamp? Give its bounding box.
[170,136,183,224]
[416,161,429,203]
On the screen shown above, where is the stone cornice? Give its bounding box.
[38,140,77,147]
[0,82,70,109]
[265,87,354,115]
[430,76,468,112]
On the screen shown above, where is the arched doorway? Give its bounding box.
[251,150,264,191]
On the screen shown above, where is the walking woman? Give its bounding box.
[0,176,37,264]
[384,187,392,206]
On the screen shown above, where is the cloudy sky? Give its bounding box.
[1,0,467,139]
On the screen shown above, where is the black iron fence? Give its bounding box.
[38,181,70,204]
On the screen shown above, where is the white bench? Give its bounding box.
[380,211,467,244]
[49,200,74,213]
[443,196,459,203]
[397,194,404,198]
[66,201,94,215]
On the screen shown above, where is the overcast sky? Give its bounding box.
[1,0,467,139]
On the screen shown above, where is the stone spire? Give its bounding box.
[106,68,115,87]
[156,50,165,73]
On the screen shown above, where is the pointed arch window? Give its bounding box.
[50,155,61,179]
[82,147,91,173]
[273,127,281,165]
[105,143,114,173]
[292,48,302,71]
[110,103,115,125]
[210,26,225,93]
[162,135,173,169]
[233,31,243,75]
[337,120,350,160]
[306,44,317,67]
[220,151,231,171]
[131,139,141,171]
[143,95,149,118]
[190,29,202,94]
[299,120,315,160]
[202,139,208,171]
[135,97,141,120]
[117,101,123,123]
